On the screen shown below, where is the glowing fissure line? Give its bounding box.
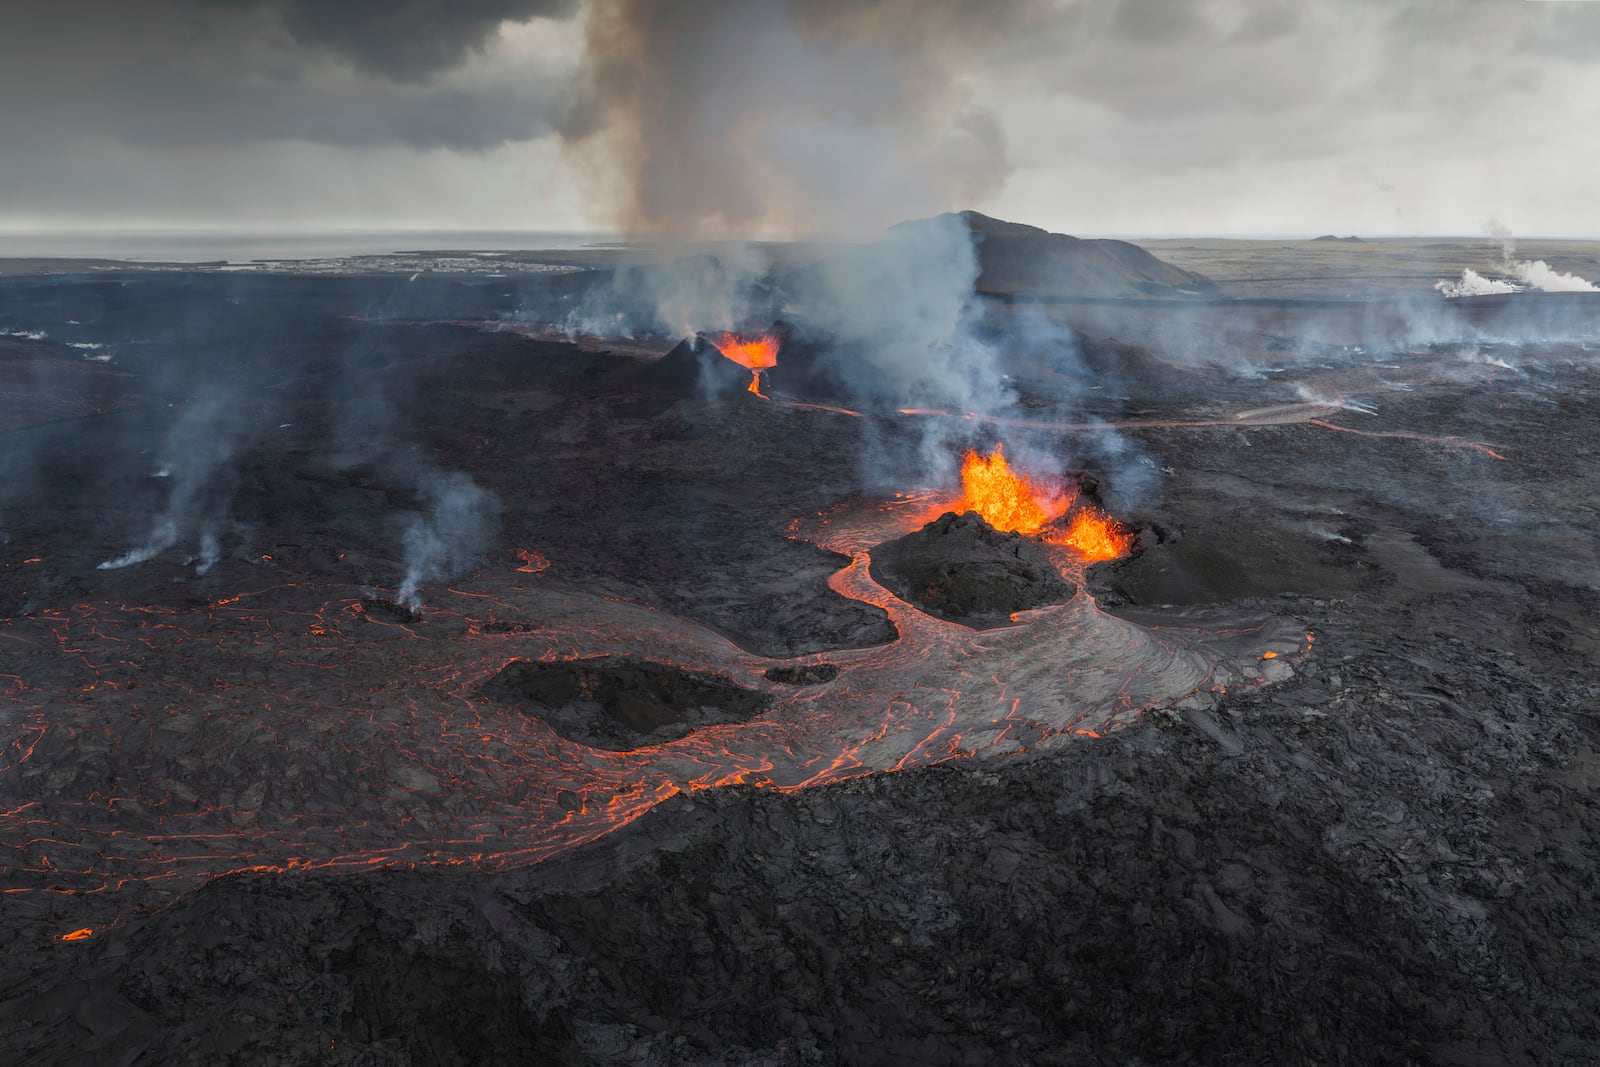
[889,404,1507,458]
[1305,419,1507,460]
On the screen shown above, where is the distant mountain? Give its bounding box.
[892,211,1220,300]
[1312,234,1365,242]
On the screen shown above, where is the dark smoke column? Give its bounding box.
[569,0,1028,239]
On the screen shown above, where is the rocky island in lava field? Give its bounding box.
[2,214,1599,1066]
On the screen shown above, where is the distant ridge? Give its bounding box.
[894,211,1220,300]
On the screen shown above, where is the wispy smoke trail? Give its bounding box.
[394,470,499,610]
[98,389,244,573]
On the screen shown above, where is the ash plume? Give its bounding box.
[569,0,1025,238]
[555,0,1034,408]
[547,0,1163,504]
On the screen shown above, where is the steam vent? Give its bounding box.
[6,4,1600,1061]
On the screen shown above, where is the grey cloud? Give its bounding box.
[76,61,570,151]
[4,0,1599,236]
[263,0,580,82]
[994,0,1600,140]
[1110,0,1212,44]
[1231,4,1299,44]
[0,0,581,155]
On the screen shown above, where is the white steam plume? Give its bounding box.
[394,470,500,610]
[1510,259,1599,293]
[1435,268,1520,298]
[1437,218,1599,297]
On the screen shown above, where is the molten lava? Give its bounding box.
[1048,505,1134,562]
[951,444,1133,563]
[708,332,780,397]
[955,445,1072,535]
[515,549,551,574]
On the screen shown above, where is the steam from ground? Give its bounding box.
[1437,220,1599,296]
[801,216,1004,407]
[395,470,500,610]
[1508,259,1599,293]
[1437,262,1598,297]
[569,0,1024,239]
[799,215,1016,486]
[1435,268,1520,298]
[98,389,247,574]
[615,244,772,337]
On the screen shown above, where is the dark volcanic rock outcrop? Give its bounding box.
[870,511,1074,628]
[764,662,839,685]
[896,211,1220,300]
[641,335,761,398]
[483,657,771,750]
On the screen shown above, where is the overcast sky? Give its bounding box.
[3,0,1598,238]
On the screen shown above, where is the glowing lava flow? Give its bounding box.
[708,332,780,397]
[0,501,1304,944]
[1305,419,1507,460]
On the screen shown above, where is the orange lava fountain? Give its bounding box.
[952,444,1134,563]
[708,332,780,397]
[954,444,1073,534]
[1046,505,1134,562]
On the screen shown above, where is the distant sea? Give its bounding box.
[0,230,620,264]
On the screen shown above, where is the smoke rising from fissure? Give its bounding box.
[97,389,248,574]
[395,469,501,610]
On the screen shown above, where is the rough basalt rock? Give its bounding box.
[870,510,1075,628]
[482,656,771,750]
[764,663,839,685]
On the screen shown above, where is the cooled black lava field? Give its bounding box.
[2,247,1599,1065]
